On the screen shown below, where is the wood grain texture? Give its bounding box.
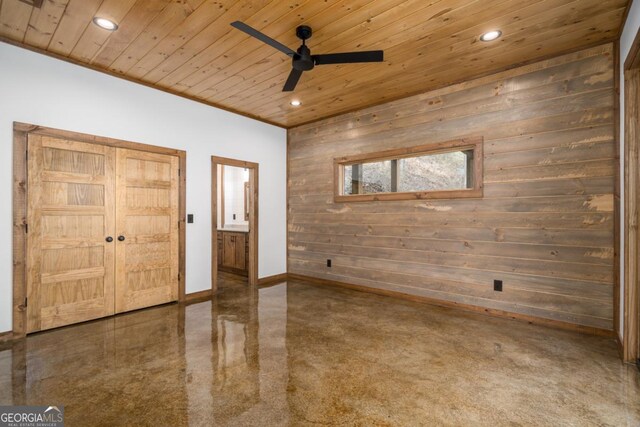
[178,152,186,301]
[288,44,617,331]
[249,161,259,287]
[623,65,640,362]
[23,0,70,49]
[12,123,187,336]
[223,232,237,269]
[183,288,212,304]
[613,39,621,342]
[257,272,288,286]
[12,124,28,338]
[27,135,116,333]
[217,230,249,276]
[0,0,630,127]
[114,148,180,313]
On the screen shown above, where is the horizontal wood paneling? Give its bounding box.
[0,0,630,127]
[287,44,617,331]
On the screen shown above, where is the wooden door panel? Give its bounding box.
[234,233,246,270]
[27,135,115,332]
[115,149,179,313]
[223,233,235,267]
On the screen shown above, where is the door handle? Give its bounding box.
[105,236,113,243]
[118,235,126,242]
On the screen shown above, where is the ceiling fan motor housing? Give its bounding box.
[293,45,314,71]
[293,26,315,71]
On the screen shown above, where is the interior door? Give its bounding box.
[115,148,179,313]
[26,134,116,332]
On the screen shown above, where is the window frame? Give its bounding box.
[333,136,483,202]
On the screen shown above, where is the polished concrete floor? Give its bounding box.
[1,274,639,426]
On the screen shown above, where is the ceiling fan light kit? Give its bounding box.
[230,21,384,92]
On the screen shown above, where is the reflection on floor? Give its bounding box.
[217,270,249,291]
[0,276,639,425]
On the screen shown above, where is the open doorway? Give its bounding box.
[211,156,258,293]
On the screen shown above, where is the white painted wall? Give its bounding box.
[619,0,640,339]
[0,43,287,333]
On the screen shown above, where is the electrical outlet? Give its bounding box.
[327,259,332,267]
[233,214,236,220]
[494,280,503,292]
[187,214,194,224]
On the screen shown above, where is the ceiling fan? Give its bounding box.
[230,21,384,92]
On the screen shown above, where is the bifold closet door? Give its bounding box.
[114,148,179,313]
[26,135,116,333]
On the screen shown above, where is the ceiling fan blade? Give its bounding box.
[313,50,384,65]
[231,21,296,57]
[283,68,303,92]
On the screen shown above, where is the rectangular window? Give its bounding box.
[335,137,483,202]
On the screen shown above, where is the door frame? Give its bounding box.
[12,122,187,339]
[623,28,640,363]
[211,156,259,292]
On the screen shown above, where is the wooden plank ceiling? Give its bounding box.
[0,0,630,127]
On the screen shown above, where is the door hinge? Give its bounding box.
[24,223,28,234]
[24,297,27,308]
[25,150,28,161]
[178,169,181,177]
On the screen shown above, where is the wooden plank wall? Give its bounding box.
[287,43,616,331]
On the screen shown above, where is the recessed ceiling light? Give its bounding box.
[480,30,502,42]
[290,100,302,107]
[92,17,118,31]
